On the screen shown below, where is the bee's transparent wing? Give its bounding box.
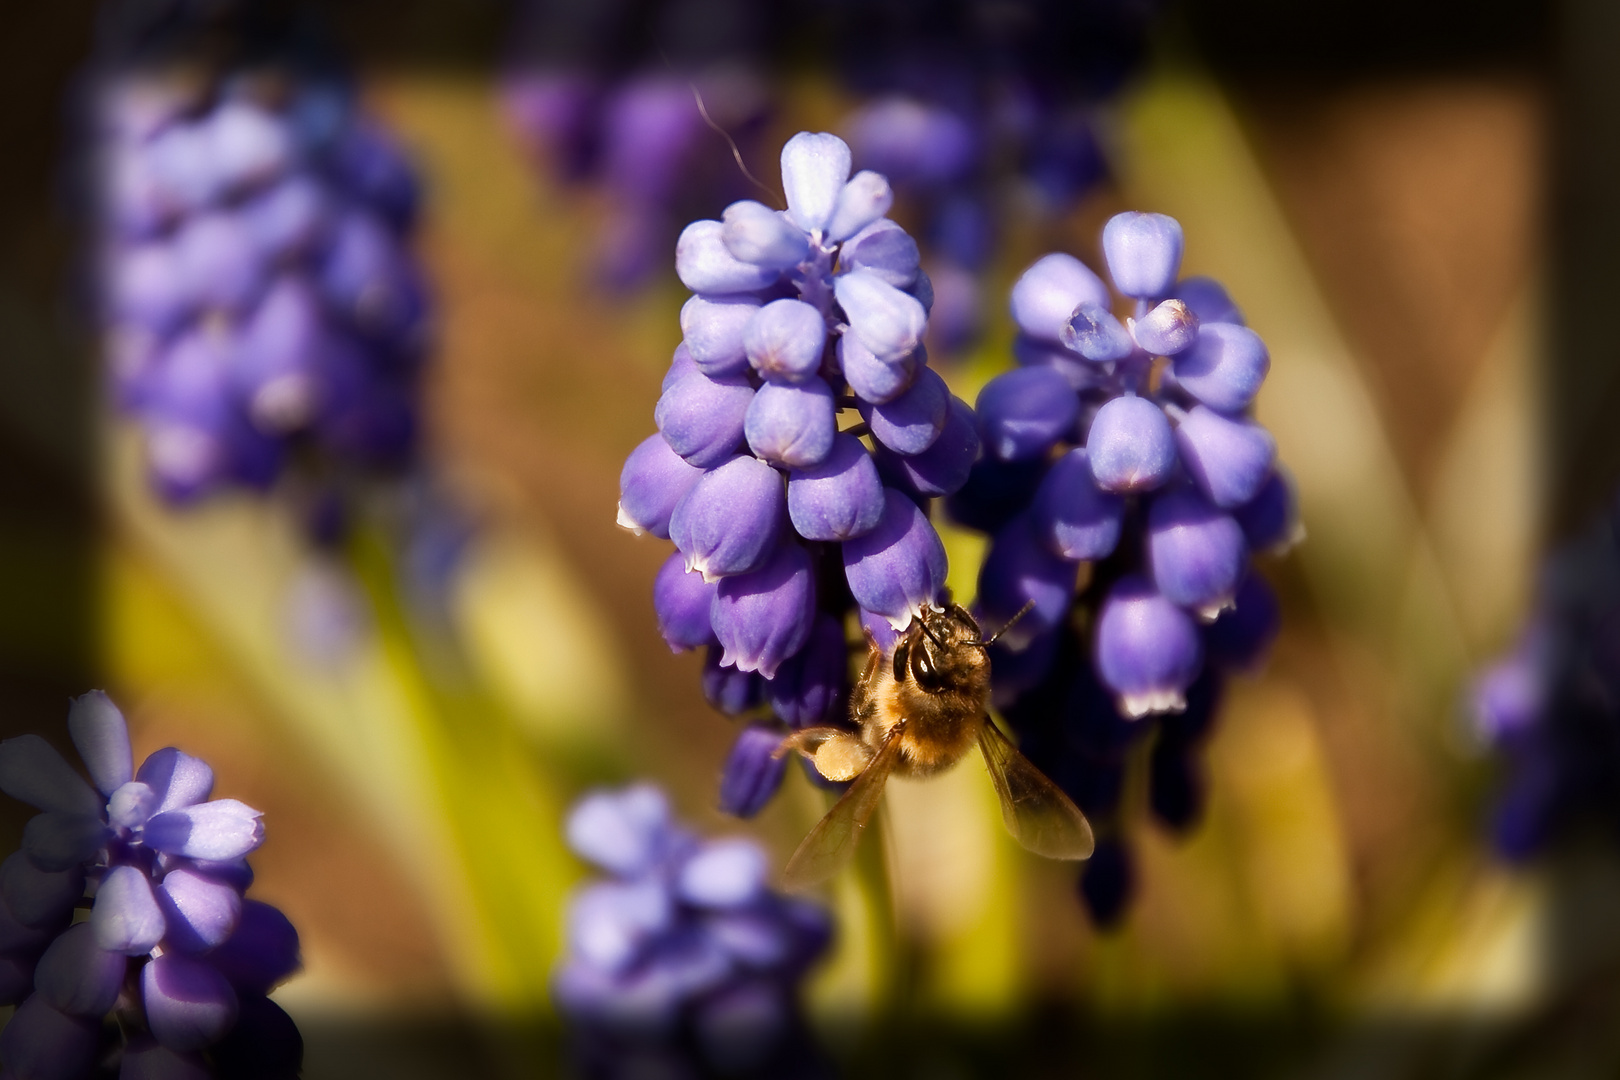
[978,718,1095,860]
[782,726,905,891]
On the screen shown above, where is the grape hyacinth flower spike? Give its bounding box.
[618,132,974,817]
[0,692,302,1078]
[957,210,1297,926]
[554,784,831,1077]
[93,40,433,507]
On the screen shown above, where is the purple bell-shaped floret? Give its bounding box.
[838,333,917,404]
[617,433,704,539]
[1173,322,1269,414]
[835,269,927,363]
[787,433,885,541]
[711,542,817,679]
[875,395,981,498]
[1130,298,1199,356]
[1094,575,1204,718]
[861,366,947,456]
[676,220,781,295]
[1146,486,1248,618]
[976,366,1080,462]
[668,456,785,581]
[720,201,810,270]
[1174,405,1277,509]
[1031,448,1124,561]
[653,552,718,652]
[655,370,753,469]
[744,299,826,382]
[976,513,1080,649]
[842,489,948,630]
[1060,303,1134,363]
[1086,395,1177,493]
[680,294,762,378]
[744,377,837,468]
[718,726,789,819]
[780,132,851,237]
[768,614,847,727]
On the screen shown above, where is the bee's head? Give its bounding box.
[895,604,988,694]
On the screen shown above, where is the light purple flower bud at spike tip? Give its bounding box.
[678,840,766,909]
[838,333,918,404]
[677,220,781,296]
[0,851,82,930]
[1009,253,1109,342]
[769,614,846,727]
[1173,276,1244,326]
[976,514,1079,649]
[788,433,885,541]
[1147,487,1248,617]
[1132,299,1200,357]
[781,131,852,236]
[111,243,192,336]
[670,459,790,586]
[718,726,787,819]
[720,200,810,270]
[0,995,101,1080]
[745,298,826,382]
[653,551,718,652]
[1205,573,1281,674]
[680,293,762,378]
[1087,395,1178,493]
[1233,468,1302,553]
[35,923,125,1017]
[67,691,131,798]
[618,433,704,540]
[1095,576,1204,718]
[826,170,894,243]
[566,783,671,878]
[208,100,293,196]
[120,1039,213,1080]
[136,747,214,815]
[175,212,266,314]
[655,370,753,470]
[834,270,927,363]
[702,647,764,714]
[976,366,1080,462]
[0,735,100,815]
[711,542,817,679]
[1102,212,1185,300]
[1061,303,1134,363]
[840,219,920,288]
[205,900,300,996]
[92,864,167,955]
[157,866,243,953]
[143,799,265,862]
[1032,448,1124,561]
[1174,322,1270,414]
[143,952,239,1052]
[862,366,947,456]
[1175,406,1278,509]
[875,394,981,498]
[23,813,109,872]
[107,781,158,831]
[662,343,698,392]
[843,489,948,629]
[745,377,837,469]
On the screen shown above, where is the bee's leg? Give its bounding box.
[849,629,884,725]
[774,726,877,782]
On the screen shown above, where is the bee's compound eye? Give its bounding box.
[910,643,946,692]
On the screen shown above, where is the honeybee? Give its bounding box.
[776,601,1094,889]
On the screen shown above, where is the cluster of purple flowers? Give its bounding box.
[554,784,831,1078]
[832,0,1157,350]
[0,692,301,1079]
[619,131,979,816]
[1470,498,1620,861]
[499,0,773,289]
[94,45,429,504]
[958,213,1295,924]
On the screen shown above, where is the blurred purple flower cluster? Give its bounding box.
[619,131,979,817]
[956,212,1296,924]
[499,0,773,289]
[0,692,300,1079]
[1469,499,1620,861]
[832,0,1158,351]
[93,45,430,504]
[554,784,831,1078]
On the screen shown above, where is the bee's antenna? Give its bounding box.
[967,600,1037,648]
[919,620,946,648]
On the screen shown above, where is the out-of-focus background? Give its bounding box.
[9,0,1620,1076]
